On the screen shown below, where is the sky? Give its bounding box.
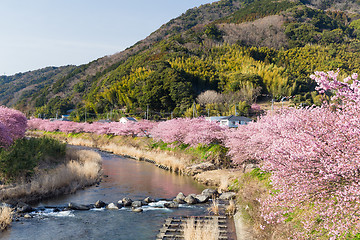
[0,0,218,75]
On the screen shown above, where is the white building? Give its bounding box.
[119,117,137,124]
[206,115,252,128]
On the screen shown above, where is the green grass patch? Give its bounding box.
[249,167,271,181]
[0,137,66,182]
[67,132,82,138]
[348,233,360,240]
[44,131,64,135]
[148,140,230,165]
[228,178,240,192]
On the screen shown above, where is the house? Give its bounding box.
[207,115,252,128]
[59,115,71,121]
[219,115,252,127]
[119,117,137,124]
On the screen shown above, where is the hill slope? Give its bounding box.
[1,0,244,110]
[3,0,360,119]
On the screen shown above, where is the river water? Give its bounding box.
[0,147,207,240]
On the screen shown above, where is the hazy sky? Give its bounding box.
[0,0,218,75]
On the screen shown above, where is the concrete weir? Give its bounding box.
[156,216,233,240]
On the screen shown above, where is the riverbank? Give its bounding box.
[26,131,267,239]
[27,131,245,190]
[0,147,102,204]
[0,146,102,231]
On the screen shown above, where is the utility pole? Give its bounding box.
[271,99,274,114]
[147,104,149,120]
[171,112,173,119]
[235,105,237,116]
[192,102,197,118]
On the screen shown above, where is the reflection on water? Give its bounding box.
[1,147,207,240]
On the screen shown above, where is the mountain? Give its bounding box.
[0,66,75,108]
[2,0,360,120]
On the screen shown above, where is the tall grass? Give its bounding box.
[0,148,101,203]
[101,143,189,173]
[226,199,236,216]
[183,217,220,240]
[33,131,192,173]
[208,197,219,216]
[194,169,240,187]
[0,206,13,231]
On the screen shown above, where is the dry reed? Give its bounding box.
[183,217,220,240]
[207,197,219,215]
[67,137,95,148]
[100,142,190,173]
[30,132,193,174]
[194,169,241,187]
[0,149,102,203]
[0,206,13,231]
[226,199,236,216]
[219,175,231,192]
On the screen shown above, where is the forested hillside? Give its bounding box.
[3,0,360,120]
[0,66,75,108]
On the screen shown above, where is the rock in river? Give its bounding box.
[219,192,236,200]
[132,207,143,213]
[95,200,106,208]
[184,194,198,205]
[201,188,219,198]
[143,197,155,203]
[195,194,209,203]
[16,203,33,213]
[122,197,133,207]
[176,192,186,201]
[131,201,143,208]
[68,203,90,211]
[164,202,179,208]
[173,198,186,204]
[106,203,119,210]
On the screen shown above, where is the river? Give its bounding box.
[0,147,207,240]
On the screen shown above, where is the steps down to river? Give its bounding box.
[156,216,230,240]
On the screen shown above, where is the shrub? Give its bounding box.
[0,137,66,181]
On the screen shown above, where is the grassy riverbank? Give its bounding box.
[0,147,102,204]
[28,131,229,173]
[0,136,102,231]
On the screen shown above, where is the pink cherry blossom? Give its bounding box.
[0,106,27,147]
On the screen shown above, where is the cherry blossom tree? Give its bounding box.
[0,122,12,147]
[226,71,360,239]
[151,117,224,146]
[0,106,27,147]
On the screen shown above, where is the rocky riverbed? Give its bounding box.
[5,188,236,221]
